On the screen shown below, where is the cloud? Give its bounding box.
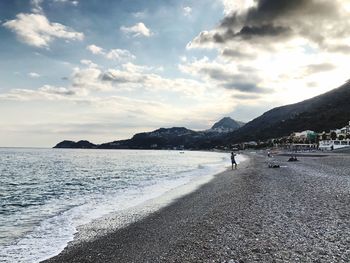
[179,58,270,94]
[58,61,206,97]
[98,63,206,96]
[220,0,256,15]
[3,13,84,48]
[53,0,79,6]
[0,85,76,101]
[86,44,135,61]
[183,6,192,17]
[39,85,76,96]
[182,0,350,113]
[120,22,152,37]
[80,59,98,68]
[304,63,336,75]
[132,11,147,19]
[232,93,261,100]
[31,0,43,13]
[189,0,350,52]
[106,49,136,61]
[71,67,108,92]
[223,82,269,93]
[28,72,41,78]
[86,44,104,55]
[221,48,256,59]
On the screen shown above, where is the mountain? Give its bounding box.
[53,140,97,149]
[227,81,350,143]
[99,127,199,149]
[54,117,244,150]
[54,80,350,150]
[210,117,245,133]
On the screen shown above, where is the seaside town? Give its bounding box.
[231,121,350,152]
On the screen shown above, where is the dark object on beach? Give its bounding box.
[268,163,280,168]
[231,152,237,170]
[288,156,299,162]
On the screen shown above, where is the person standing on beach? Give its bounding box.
[231,152,237,170]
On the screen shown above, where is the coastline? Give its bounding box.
[43,151,350,262]
[34,152,243,263]
[54,158,236,250]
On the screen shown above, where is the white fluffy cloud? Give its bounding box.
[220,0,256,14]
[106,49,136,61]
[86,44,136,61]
[183,6,192,17]
[0,85,76,101]
[86,44,104,55]
[120,22,152,37]
[53,0,79,6]
[31,0,43,13]
[3,13,84,48]
[28,72,41,78]
[80,59,98,68]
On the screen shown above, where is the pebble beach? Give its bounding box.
[43,150,350,263]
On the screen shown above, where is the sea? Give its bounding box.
[0,148,243,263]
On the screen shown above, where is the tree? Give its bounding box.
[322,133,327,140]
[338,135,345,140]
[330,131,337,140]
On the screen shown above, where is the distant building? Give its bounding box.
[338,121,350,136]
[290,130,317,143]
[319,140,350,150]
[318,121,350,150]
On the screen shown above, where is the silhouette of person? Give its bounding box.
[231,152,237,170]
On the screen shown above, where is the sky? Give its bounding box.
[1,0,350,147]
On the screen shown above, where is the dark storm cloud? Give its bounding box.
[244,0,336,25]
[100,70,142,84]
[212,24,290,43]
[198,67,233,81]
[223,82,270,93]
[191,0,343,47]
[235,25,290,39]
[221,48,256,59]
[195,65,270,93]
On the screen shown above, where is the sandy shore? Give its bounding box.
[43,151,350,262]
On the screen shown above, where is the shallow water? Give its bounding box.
[0,148,237,263]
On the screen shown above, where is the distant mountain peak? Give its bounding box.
[210,117,245,132]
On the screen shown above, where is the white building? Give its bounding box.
[319,139,350,150]
[318,121,350,150]
[339,121,350,135]
[293,130,314,139]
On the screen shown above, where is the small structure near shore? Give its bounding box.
[318,121,350,151]
[319,140,350,151]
